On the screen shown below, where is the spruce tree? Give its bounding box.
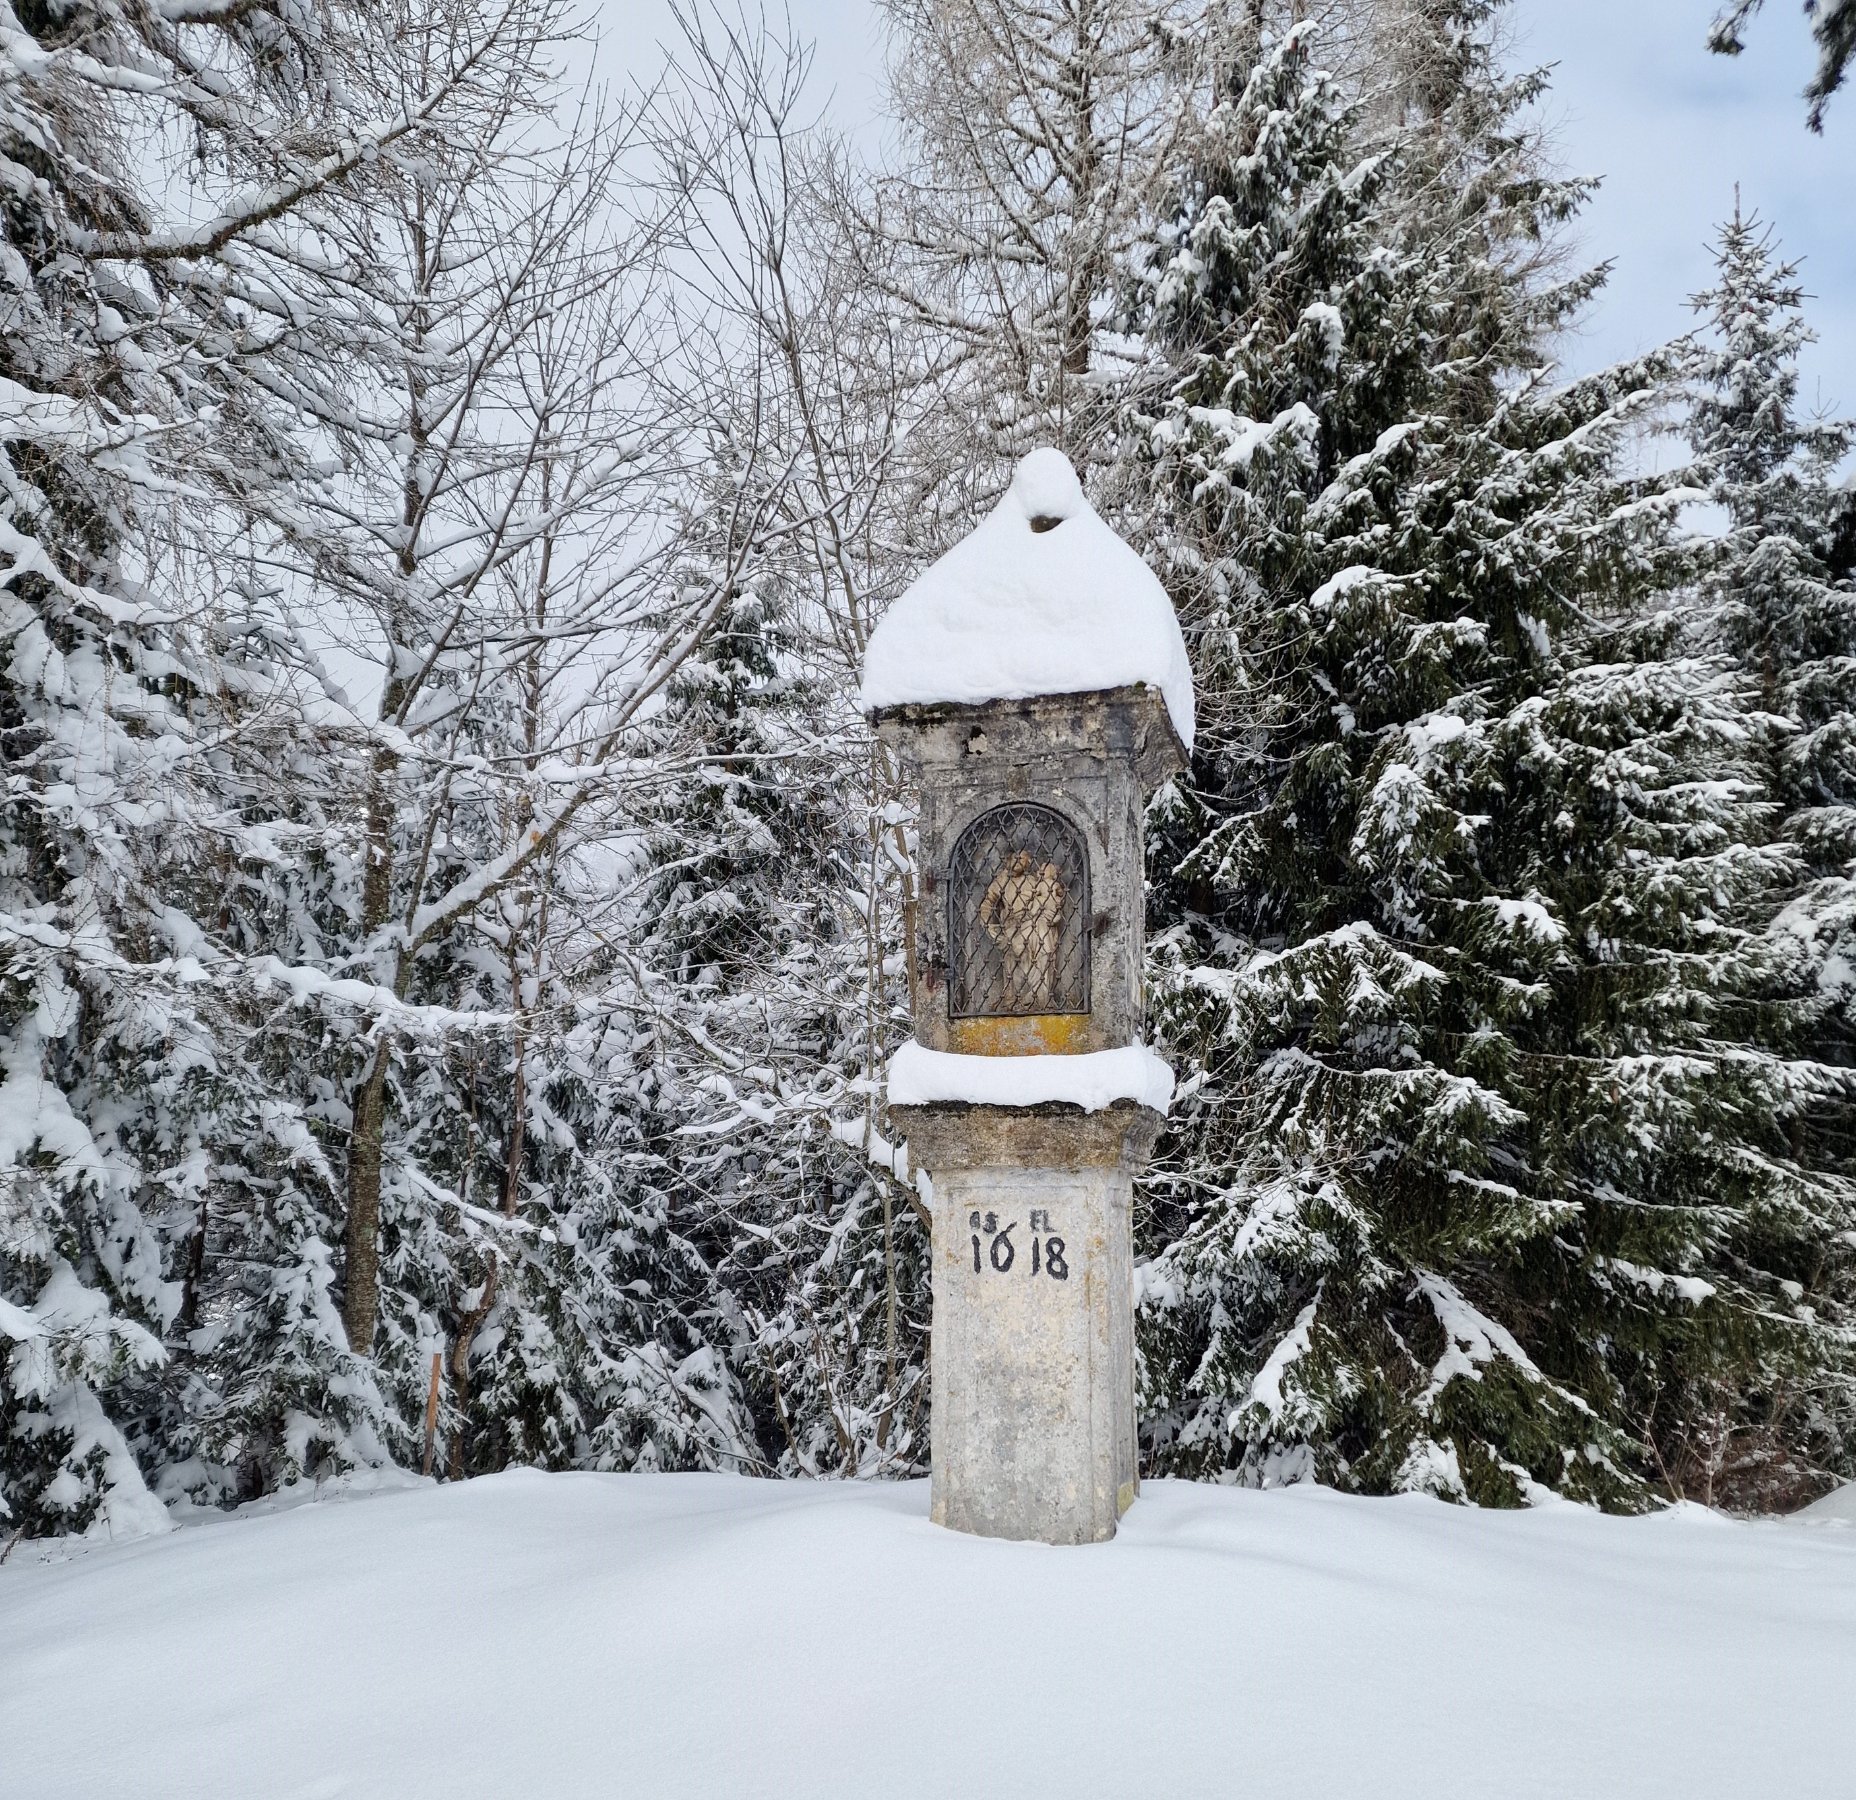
[0,0,412,1534]
[1685,205,1856,1499]
[1691,206,1856,894]
[624,535,929,1476]
[1127,12,1848,1509]
[2,0,717,1528]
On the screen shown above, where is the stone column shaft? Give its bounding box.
[897,1104,1159,1545]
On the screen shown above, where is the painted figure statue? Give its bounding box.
[979,847,1066,1013]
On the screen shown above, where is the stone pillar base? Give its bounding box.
[893,1102,1162,1546]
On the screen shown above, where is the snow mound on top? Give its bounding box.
[860,449,1195,748]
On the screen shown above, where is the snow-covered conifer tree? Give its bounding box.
[1681,205,1856,1500]
[623,562,910,1473]
[1691,206,1856,882]
[0,0,500,1532]
[1126,11,1849,1509]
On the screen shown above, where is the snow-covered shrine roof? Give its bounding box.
[858,448,1195,749]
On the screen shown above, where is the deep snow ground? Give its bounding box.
[4,1473,1854,1800]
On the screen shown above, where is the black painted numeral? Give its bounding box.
[967,1220,1070,1279]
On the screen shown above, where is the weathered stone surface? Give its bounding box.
[889,1102,1163,1173]
[872,683,1186,793]
[904,1103,1160,1544]
[876,683,1181,1546]
[875,686,1184,1057]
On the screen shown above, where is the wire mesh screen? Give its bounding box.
[948,803,1090,1019]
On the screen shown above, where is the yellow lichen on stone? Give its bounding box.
[948,1013,1091,1056]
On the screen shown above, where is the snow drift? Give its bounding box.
[4,1471,1854,1800]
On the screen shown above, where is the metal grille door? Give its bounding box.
[948,803,1090,1018]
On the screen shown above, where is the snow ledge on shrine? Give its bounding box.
[888,1041,1175,1115]
[858,448,1196,749]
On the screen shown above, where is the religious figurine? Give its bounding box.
[979,846,1066,1013]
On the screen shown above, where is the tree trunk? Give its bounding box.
[340,713,405,1355]
[502,1043,527,1219]
[448,1257,499,1481]
[342,1036,393,1354]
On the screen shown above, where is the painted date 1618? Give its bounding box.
[968,1208,1068,1280]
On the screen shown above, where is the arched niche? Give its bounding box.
[946,802,1090,1023]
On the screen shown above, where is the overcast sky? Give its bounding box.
[608,1,1852,424]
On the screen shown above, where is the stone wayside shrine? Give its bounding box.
[860,448,1194,1545]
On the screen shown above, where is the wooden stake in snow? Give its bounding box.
[421,1352,443,1479]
